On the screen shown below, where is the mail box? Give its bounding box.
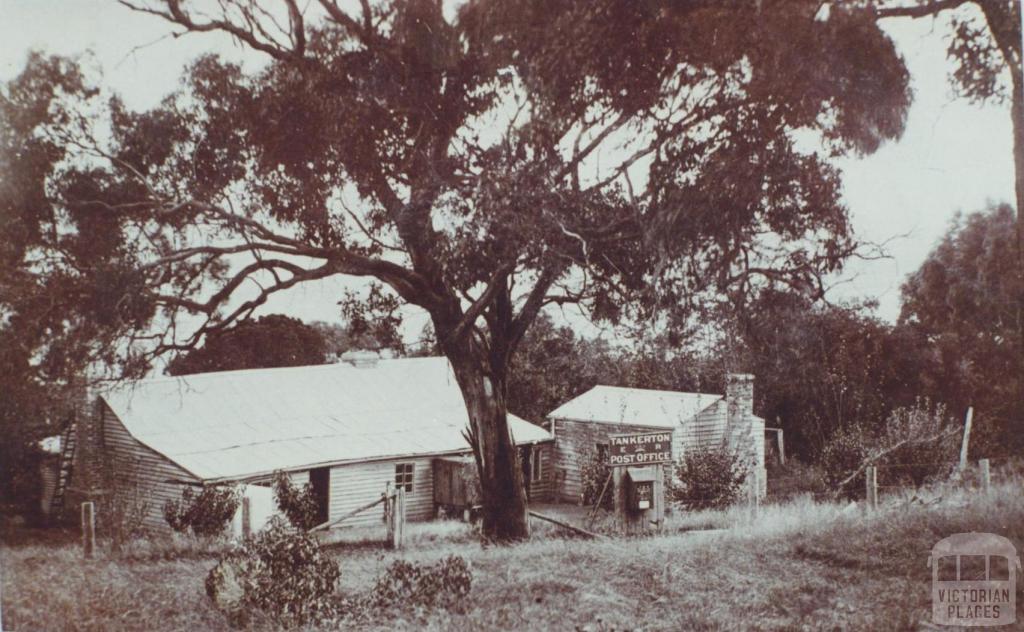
[625,466,658,512]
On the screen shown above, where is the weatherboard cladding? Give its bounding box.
[549,388,739,503]
[99,357,551,482]
[97,400,199,532]
[328,457,437,528]
[87,357,551,533]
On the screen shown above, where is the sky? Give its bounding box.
[0,0,1016,338]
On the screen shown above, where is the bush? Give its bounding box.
[205,517,341,627]
[367,555,472,612]
[580,449,613,509]
[672,445,748,510]
[820,423,872,497]
[100,468,152,551]
[820,400,959,497]
[878,400,958,486]
[272,471,320,531]
[164,485,240,537]
[765,459,827,501]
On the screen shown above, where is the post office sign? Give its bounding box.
[607,431,672,466]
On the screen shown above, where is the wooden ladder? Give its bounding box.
[50,420,77,514]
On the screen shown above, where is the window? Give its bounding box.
[531,445,544,483]
[395,463,414,492]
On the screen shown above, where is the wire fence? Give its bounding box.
[765,456,1022,505]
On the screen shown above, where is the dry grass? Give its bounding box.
[3,479,1023,631]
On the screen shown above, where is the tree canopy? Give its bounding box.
[165,314,328,375]
[4,0,914,539]
[899,204,1022,445]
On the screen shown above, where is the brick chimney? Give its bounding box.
[725,373,766,499]
[725,373,754,426]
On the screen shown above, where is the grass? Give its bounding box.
[3,479,1023,631]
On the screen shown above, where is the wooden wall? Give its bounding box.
[327,456,437,528]
[551,418,670,504]
[550,402,767,503]
[93,400,200,533]
[526,443,554,502]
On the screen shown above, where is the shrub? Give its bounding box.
[580,449,613,509]
[100,467,152,551]
[672,445,748,510]
[765,459,827,501]
[205,517,341,627]
[877,400,958,486]
[163,485,240,537]
[272,471,320,531]
[367,555,472,611]
[820,400,959,497]
[820,423,872,497]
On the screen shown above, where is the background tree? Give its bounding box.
[0,55,123,518]
[871,0,1023,444]
[15,0,912,539]
[899,204,1022,454]
[166,314,328,375]
[729,291,929,460]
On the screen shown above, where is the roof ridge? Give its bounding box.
[592,384,723,398]
[104,355,449,389]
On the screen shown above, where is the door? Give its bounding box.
[309,467,330,526]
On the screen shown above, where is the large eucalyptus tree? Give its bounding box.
[3,0,912,539]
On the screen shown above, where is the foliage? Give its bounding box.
[6,1,914,539]
[100,465,152,551]
[875,400,959,487]
[205,517,341,628]
[726,291,930,462]
[872,1,1023,453]
[765,459,828,501]
[672,445,749,510]
[271,471,321,531]
[164,485,240,538]
[820,423,874,497]
[366,556,472,612]
[167,315,327,376]
[507,312,725,424]
[579,449,613,509]
[899,205,1022,454]
[821,400,959,496]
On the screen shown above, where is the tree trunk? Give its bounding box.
[445,346,530,541]
[1011,69,1024,449]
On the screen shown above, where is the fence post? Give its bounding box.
[865,466,878,511]
[959,407,973,471]
[748,476,760,520]
[384,482,394,544]
[395,487,406,549]
[241,496,251,538]
[979,458,991,494]
[81,501,95,559]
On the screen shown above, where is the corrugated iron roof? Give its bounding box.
[547,385,722,428]
[101,357,551,482]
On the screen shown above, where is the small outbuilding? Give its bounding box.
[546,374,766,503]
[70,356,553,534]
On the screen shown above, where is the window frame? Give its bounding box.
[530,445,544,483]
[394,462,414,492]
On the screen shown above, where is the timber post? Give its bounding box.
[81,501,95,559]
[865,466,878,511]
[980,458,991,494]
